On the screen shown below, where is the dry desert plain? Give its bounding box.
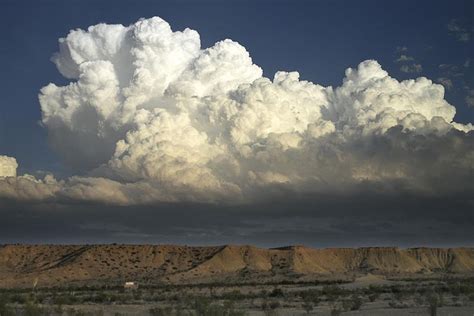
[1,244,474,315]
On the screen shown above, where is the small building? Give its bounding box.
[124,281,139,290]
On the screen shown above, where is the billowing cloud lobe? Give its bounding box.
[0,17,473,204]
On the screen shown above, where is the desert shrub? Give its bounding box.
[65,307,88,316]
[221,290,245,301]
[269,288,284,298]
[427,293,441,316]
[365,285,384,294]
[53,293,78,305]
[368,293,379,302]
[350,295,363,310]
[448,282,462,296]
[330,306,342,316]
[261,298,279,316]
[53,304,64,315]
[302,301,313,314]
[189,297,246,316]
[388,300,409,309]
[459,283,474,295]
[426,291,444,307]
[24,300,45,316]
[93,309,104,316]
[92,292,110,303]
[392,290,406,301]
[341,294,363,311]
[149,306,173,316]
[428,302,437,316]
[299,289,320,305]
[342,299,352,311]
[322,285,345,301]
[10,293,27,304]
[263,309,278,316]
[0,294,15,316]
[133,289,143,300]
[268,300,280,309]
[414,294,424,306]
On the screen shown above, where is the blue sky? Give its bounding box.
[0,0,472,176]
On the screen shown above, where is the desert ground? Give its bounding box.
[1,245,474,315]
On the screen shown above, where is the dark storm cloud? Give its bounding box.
[1,189,472,247]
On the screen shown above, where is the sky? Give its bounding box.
[0,0,473,247]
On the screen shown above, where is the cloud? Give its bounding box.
[439,63,464,77]
[448,19,471,42]
[466,89,474,108]
[0,16,473,205]
[437,77,453,90]
[393,48,422,74]
[0,156,17,178]
[395,54,414,63]
[396,46,408,53]
[400,63,423,73]
[464,59,471,68]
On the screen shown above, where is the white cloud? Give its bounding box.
[0,156,17,178]
[395,54,414,63]
[448,19,471,42]
[1,17,473,205]
[400,63,423,73]
[437,77,453,90]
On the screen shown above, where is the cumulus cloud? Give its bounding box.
[0,17,473,205]
[0,156,17,178]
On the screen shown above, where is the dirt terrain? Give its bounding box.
[1,245,474,288]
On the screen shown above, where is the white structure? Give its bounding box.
[124,281,138,290]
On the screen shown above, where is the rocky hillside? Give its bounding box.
[1,245,473,288]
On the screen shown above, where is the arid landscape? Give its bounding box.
[1,1,474,315]
[1,245,474,315]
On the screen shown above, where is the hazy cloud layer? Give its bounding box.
[0,17,473,205]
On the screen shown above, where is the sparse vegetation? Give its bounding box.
[0,293,15,316]
[0,267,473,315]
